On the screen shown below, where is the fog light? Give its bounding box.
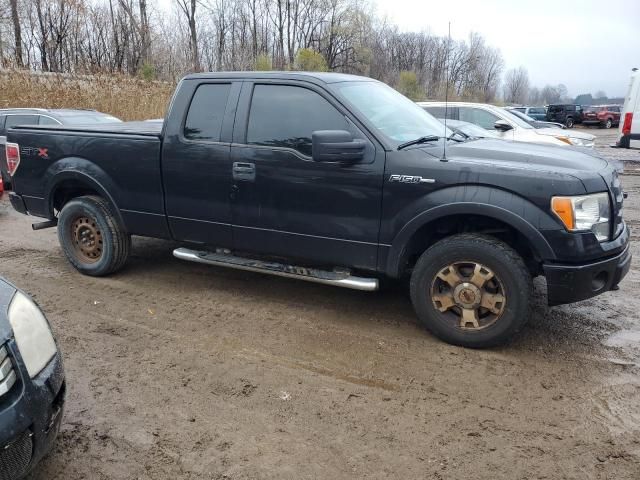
[591,271,608,291]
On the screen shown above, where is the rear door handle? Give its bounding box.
[232,162,255,182]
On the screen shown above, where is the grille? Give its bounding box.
[0,430,33,480]
[0,346,16,399]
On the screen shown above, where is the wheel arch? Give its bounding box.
[45,159,123,226]
[385,202,556,278]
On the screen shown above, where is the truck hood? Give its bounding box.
[448,138,608,173]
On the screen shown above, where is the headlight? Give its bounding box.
[8,291,57,378]
[567,137,595,148]
[551,193,611,241]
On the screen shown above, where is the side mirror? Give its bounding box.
[494,119,513,132]
[312,130,366,163]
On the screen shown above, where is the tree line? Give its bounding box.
[0,0,572,105]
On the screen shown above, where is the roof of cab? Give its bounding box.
[182,71,376,84]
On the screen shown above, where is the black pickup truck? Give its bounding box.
[5,72,631,348]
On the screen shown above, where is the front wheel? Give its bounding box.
[57,195,130,276]
[410,234,532,348]
[565,117,574,128]
[605,118,613,129]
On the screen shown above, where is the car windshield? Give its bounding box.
[507,109,536,123]
[334,81,451,143]
[499,108,534,129]
[56,112,122,125]
[439,119,498,138]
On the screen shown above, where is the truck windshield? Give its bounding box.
[335,81,451,144]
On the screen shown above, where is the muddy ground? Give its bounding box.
[0,131,638,479]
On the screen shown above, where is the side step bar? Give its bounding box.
[173,248,379,291]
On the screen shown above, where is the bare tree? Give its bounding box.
[503,66,529,104]
[176,0,199,71]
[9,0,23,66]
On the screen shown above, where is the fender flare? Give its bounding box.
[385,202,557,278]
[44,159,123,226]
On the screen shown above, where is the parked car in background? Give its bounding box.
[546,104,583,128]
[617,68,640,148]
[583,105,621,129]
[0,108,121,190]
[505,108,566,129]
[510,106,547,121]
[0,277,65,480]
[419,102,595,148]
[6,72,629,348]
[435,118,500,139]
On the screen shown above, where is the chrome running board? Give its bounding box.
[173,247,379,291]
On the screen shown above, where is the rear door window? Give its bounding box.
[5,115,39,128]
[38,116,61,126]
[184,83,232,141]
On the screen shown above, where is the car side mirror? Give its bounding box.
[494,120,513,132]
[312,130,366,163]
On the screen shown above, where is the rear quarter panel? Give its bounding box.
[8,128,169,237]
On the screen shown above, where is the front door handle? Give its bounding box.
[232,162,256,182]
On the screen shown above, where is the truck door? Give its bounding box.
[162,80,241,247]
[229,81,384,271]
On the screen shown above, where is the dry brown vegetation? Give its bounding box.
[0,70,174,121]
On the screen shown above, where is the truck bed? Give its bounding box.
[7,120,168,238]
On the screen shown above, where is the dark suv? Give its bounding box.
[583,105,621,129]
[546,104,583,128]
[0,108,121,189]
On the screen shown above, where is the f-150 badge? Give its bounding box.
[388,175,435,184]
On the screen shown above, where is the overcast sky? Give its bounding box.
[374,0,640,97]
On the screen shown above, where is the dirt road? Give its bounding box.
[1,142,639,479]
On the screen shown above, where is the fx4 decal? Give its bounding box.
[20,146,49,159]
[388,174,435,184]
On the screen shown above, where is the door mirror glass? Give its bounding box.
[494,120,513,132]
[312,130,366,163]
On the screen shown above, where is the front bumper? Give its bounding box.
[0,343,65,480]
[543,244,631,306]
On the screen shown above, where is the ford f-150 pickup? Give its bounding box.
[5,72,631,348]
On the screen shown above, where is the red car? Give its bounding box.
[583,105,621,129]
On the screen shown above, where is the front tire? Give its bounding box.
[410,234,532,348]
[605,118,613,129]
[565,117,574,128]
[57,195,130,276]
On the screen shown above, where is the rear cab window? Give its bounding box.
[184,83,232,141]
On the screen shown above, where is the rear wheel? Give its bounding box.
[565,117,574,128]
[58,195,130,276]
[605,118,613,129]
[410,234,532,348]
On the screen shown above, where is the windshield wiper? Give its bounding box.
[397,135,440,150]
[447,128,468,142]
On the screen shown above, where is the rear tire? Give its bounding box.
[57,195,130,276]
[605,118,613,129]
[565,117,574,128]
[409,234,532,348]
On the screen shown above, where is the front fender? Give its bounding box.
[384,186,559,277]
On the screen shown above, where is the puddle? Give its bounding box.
[604,329,640,349]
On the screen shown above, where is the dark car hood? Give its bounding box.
[0,278,16,344]
[447,138,608,174]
